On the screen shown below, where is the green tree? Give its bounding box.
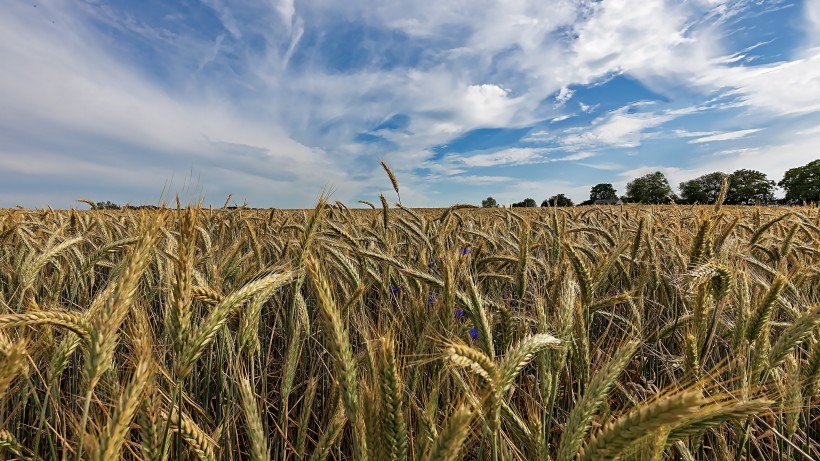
[679,172,726,204]
[542,194,574,207]
[481,196,498,208]
[624,171,675,204]
[779,159,820,204]
[725,169,775,205]
[589,183,618,202]
[95,200,121,210]
[512,198,537,208]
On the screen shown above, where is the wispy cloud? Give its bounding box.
[461,148,545,167]
[714,147,761,156]
[561,107,676,148]
[689,128,762,143]
[457,149,593,168]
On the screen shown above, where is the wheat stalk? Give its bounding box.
[425,406,472,461]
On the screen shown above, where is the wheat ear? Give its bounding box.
[425,405,473,461]
[93,351,154,461]
[374,338,407,461]
[0,339,27,403]
[307,257,367,460]
[177,270,294,378]
[769,304,820,369]
[238,374,270,461]
[580,391,706,461]
[381,160,401,203]
[557,340,638,461]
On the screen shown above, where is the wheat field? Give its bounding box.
[1,199,819,460]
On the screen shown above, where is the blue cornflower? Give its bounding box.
[460,246,470,256]
[469,327,479,340]
[390,286,401,294]
[428,294,436,304]
[455,307,464,318]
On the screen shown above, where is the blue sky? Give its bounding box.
[2,0,820,207]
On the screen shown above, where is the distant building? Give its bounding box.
[594,199,623,205]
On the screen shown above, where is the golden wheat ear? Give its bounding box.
[381,160,401,203]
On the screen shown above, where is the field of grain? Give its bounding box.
[1,201,819,460]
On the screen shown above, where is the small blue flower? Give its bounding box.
[469,327,479,340]
[428,294,436,304]
[460,246,470,256]
[390,286,401,294]
[455,308,464,318]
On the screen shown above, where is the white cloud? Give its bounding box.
[1,0,820,208]
[571,0,716,84]
[276,0,297,27]
[578,162,624,170]
[461,148,544,167]
[443,175,518,185]
[555,86,574,106]
[0,1,360,207]
[668,129,720,138]
[805,0,820,47]
[796,125,820,136]
[689,128,762,143]
[562,107,675,148]
[714,147,760,156]
[454,149,593,168]
[560,152,596,161]
[579,102,596,113]
[461,84,518,126]
[697,51,820,115]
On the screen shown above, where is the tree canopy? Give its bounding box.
[779,159,820,204]
[679,172,726,204]
[474,159,819,208]
[624,171,675,204]
[725,169,775,205]
[512,198,537,208]
[481,196,498,208]
[95,201,121,210]
[542,194,574,207]
[589,183,618,202]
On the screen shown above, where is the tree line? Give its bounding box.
[483,158,820,208]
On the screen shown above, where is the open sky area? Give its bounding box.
[2,0,820,208]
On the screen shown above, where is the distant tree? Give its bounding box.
[589,183,618,202]
[95,200,121,210]
[725,169,775,205]
[481,196,499,208]
[624,171,675,204]
[542,194,574,207]
[779,159,820,204]
[512,198,537,208]
[679,172,726,204]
